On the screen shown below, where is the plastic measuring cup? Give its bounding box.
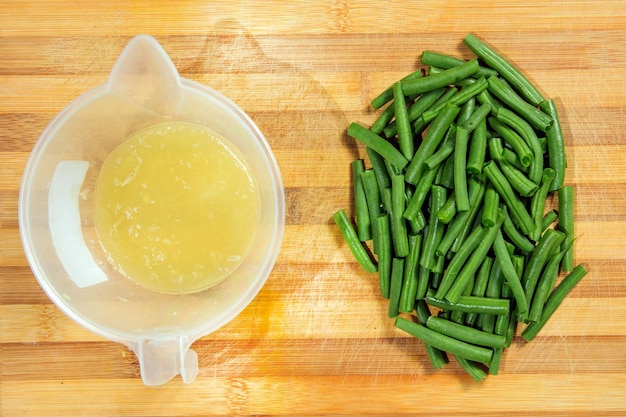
[18,35,285,385]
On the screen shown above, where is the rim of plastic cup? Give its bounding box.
[19,78,285,344]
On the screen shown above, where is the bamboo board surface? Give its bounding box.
[1,1,626,416]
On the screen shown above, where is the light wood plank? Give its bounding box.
[2,374,626,416]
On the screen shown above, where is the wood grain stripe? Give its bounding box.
[2,296,624,344]
[2,374,626,416]
[4,31,626,77]
[3,0,625,36]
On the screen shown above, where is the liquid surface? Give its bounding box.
[94,122,259,294]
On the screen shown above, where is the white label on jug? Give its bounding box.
[49,160,108,288]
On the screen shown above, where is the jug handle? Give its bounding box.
[107,34,183,116]
[130,336,199,386]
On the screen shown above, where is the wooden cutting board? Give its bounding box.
[1,1,626,415]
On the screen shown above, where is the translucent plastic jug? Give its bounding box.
[19,35,285,385]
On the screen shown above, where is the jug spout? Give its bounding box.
[131,336,199,386]
[107,34,183,116]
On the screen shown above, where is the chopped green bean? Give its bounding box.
[502,215,535,254]
[482,183,500,228]
[462,103,492,135]
[521,265,588,341]
[432,248,446,274]
[527,243,570,323]
[420,186,447,270]
[530,168,556,241]
[371,69,423,109]
[523,228,566,309]
[360,169,381,253]
[435,223,488,299]
[437,177,486,257]
[445,208,506,303]
[437,153,456,189]
[458,355,489,381]
[395,87,459,141]
[496,107,544,184]
[427,316,507,348]
[370,101,397,135]
[542,209,559,231]
[380,188,395,240]
[416,264,431,300]
[384,158,401,178]
[399,233,423,312]
[333,209,377,273]
[486,74,552,132]
[476,89,503,115]
[428,86,459,111]
[422,77,488,123]
[456,96,476,126]
[348,122,408,170]
[437,190,457,224]
[493,230,529,322]
[450,280,471,323]
[393,82,414,160]
[426,290,510,316]
[391,174,409,257]
[441,123,457,146]
[395,317,493,364]
[510,254,525,302]
[450,202,484,254]
[375,214,393,298]
[403,165,439,222]
[408,209,427,234]
[539,135,548,154]
[465,256,494,326]
[540,99,566,192]
[488,117,533,167]
[418,88,459,124]
[411,115,428,138]
[454,126,471,212]
[451,77,488,105]
[498,159,539,197]
[488,348,504,376]
[380,186,394,213]
[490,305,512,374]
[465,34,545,106]
[502,147,527,172]
[401,59,480,96]
[483,160,535,236]
[427,66,476,87]
[408,87,448,122]
[488,136,504,161]
[466,118,488,177]
[494,310,511,337]
[360,169,381,219]
[388,257,405,318]
[351,160,371,241]
[430,271,443,291]
[416,300,449,368]
[504,309,517,347]
[558,186,575,272]
[365,147,391,195]
[475,257,494,298]
[425,139,455,170]
[383,87,447,139]
[421,50,498,79]
[481,257,504,333]
[405,103,461,185]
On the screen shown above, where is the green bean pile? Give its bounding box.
[333,33,587,381]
